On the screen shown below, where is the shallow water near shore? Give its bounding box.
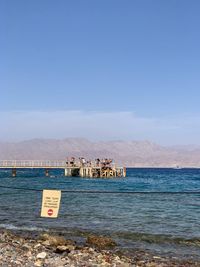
[0,168,199,260]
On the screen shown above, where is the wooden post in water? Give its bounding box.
[12,168,16,177]
[45,169,49,177]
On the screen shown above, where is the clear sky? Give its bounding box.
[1,1,200,144]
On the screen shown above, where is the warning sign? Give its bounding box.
[41,190,61,218]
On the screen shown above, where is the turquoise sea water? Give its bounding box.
[0,168,199,259]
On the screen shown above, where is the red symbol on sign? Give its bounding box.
[47,209,53,216]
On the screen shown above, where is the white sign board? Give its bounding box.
[41,190,61,218]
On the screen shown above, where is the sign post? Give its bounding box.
[41,190,61,218]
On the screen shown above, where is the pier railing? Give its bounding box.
[0,160,119,169]
[0,160,66,168]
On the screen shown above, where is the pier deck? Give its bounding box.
[0,160,126,178]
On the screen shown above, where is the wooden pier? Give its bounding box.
[0,159,126,178]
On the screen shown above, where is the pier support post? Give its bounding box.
[65,168,72,176]
[79,168,83,177]
[123,167,126,177]
[12,168,16,177]
[89,168,93,178]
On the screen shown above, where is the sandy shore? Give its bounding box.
[0,229,199,267]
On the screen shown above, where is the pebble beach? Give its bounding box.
[0,230,199,267]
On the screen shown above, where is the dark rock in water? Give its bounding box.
[39,233,76,247]
[39,233,66,246]
[86,234,117,249]
[65,239,76,246]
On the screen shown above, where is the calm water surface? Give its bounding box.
[0,168,199,258]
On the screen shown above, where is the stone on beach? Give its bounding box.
[55,244,75,253]
[36,251,47,259]
[34,259,43,266]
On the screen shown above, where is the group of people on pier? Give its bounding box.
[65,157,114,168]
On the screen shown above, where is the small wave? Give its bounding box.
[0,223,49,232]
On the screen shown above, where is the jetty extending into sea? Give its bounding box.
[0,158,126,178]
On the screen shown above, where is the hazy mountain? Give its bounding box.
[0,138,200,167]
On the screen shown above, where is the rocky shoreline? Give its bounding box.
[0,230,199,267]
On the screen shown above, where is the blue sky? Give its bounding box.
[1,1,200,144]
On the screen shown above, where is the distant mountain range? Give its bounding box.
[0,138,200,167]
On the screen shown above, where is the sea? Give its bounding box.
[0,168,199,259]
